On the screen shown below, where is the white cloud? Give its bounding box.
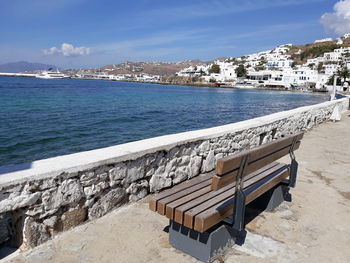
[43,43,91,57]
[43,46,60,55]
[61,43,91,56]
[320,0,350,36]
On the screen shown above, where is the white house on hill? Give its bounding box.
[266,60,293,69]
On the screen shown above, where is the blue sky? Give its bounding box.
[0,0,348,68]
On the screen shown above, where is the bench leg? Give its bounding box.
[168,220,246,263]
[266,184,290,211]
[289,159,298,188]
[233,189,246,231]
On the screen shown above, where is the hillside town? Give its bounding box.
[60,33,350,92]
[1,35,350,93]
[175,33,350,92]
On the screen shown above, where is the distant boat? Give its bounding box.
[302,88,313,93]
[233,81,256,89]
[36,70,69,79]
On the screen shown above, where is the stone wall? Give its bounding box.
[0,97,348,249]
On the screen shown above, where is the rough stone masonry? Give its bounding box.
[0,98,348,249]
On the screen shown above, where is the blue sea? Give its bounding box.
[0,77,328,167]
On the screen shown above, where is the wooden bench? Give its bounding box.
[149,132,303,262]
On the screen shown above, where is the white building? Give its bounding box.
[314,38,333,43]
[282,67,321,87]
[266,60,293,69]
[323,52,341,62]
[324,64,340,76]
[176,66,198,77]
[136,74,160,82]
[246,60,261,67]
[178,60,238,82]
[202,61,237,82]
[247,69,283,83]
[305,57,326,66]
[343,57,350,69]
[316,74,330,89]
[336,38,344,45]
[274,46,290,54]
[110,74,135,81]
[246,67,329,89]
[219,63,237,81]
[306,58,321,66]
[176,65,208,77]
[334,47,350,55]
[265,53,291,61]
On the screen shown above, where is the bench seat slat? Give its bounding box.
[194,168,289,232]
[173,181,234,224]
[149,172,213,212]
[171,162,281,224]
[157,179,212,215]
[183,163,288,229]
[165,185,212,219]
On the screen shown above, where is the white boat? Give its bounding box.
[36,70,69,79]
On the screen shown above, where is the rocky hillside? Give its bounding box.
[99,38,350,76]
[100,60,208,76]
[287,38,350,64]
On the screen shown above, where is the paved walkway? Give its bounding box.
[3,111,350,263]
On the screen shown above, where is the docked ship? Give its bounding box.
[36,69,69,79]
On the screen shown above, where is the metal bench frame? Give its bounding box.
[151,134,302,262]
[232,136,299,232]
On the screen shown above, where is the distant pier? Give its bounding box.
[0,72,36,77]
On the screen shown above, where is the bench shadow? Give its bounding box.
[245,205,266,225]
[163,225,170,233]
[245,188,291,225]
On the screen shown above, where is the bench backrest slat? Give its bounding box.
[211,132,303,190]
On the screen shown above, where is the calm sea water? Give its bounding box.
[0,77,328,167]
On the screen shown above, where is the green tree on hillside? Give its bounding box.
[235,64,247,78]
[317,62,324,73]
[255,66,265,71]
[300,44,340,61]
[338,67,350,83]
[308,63,315,69]
[327,75,342,85]
[259,56,267,64]
[209,64,221,74]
